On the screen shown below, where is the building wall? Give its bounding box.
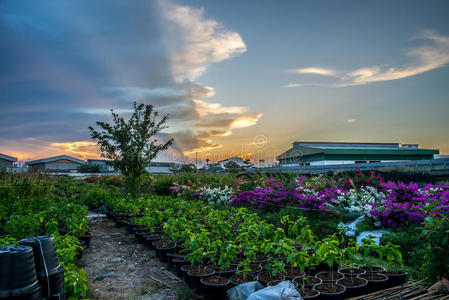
[0,158,13,170]
[46,161,82,171]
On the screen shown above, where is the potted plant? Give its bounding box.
[358,239,388,293]
[314,236,346,299]
[336,241,368,297]
[185,231,215,294]
[381,242,407,287]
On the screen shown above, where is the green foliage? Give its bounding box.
[176,285,195,300]
[78,164,101,173]
[224,161,243,173]
[421,215,449,283]
[172,164,197,174]
[89,102,173,198]
[0,173,90,299]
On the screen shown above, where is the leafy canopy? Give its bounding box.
[89,102,173,197]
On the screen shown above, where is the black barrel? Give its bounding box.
[19,236,65,300]
[0,245,42,300]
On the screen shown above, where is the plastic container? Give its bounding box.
[0,245,42,300]
[20,236,65,299]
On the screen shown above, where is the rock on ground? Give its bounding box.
[78,216,185,300]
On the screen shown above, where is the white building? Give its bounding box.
[27,155,85,172]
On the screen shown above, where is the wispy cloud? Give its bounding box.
[285,30,449,88]
[346,119,357,123]
[286,67,338,77]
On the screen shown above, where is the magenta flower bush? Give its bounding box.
[229,172,449,229]
[370,182,449,228]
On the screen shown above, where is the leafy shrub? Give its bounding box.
[421,215,449,283]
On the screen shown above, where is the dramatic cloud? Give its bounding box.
[51,141,99,160]
[285,30,449,88]
[158,0,247,81]
[0,0,261,161]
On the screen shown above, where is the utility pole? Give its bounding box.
[195,152,198,169]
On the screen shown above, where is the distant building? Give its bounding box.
[27,155,85,172]
[217,157,246,168]
[0,153,17,170]
[277,141,439,166]
[86,159,114,172]
[145,162,181,174]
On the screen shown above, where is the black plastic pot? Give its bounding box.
[382,271,408,287]
[256,271,285,287]
[144,234,164,250]
[314,282,346,300]
[201,276,230,300]
[79,232,92,249]
[338,267,366,278]
[297,287,320,299]
[173,258,190,278]
[359,273,388,293]
[134,230,149,244]
[205,265,237,278]
[229,273,257,287]
[285,268,306,280]
[336,276,368,297]
[187,267,215,294]
[19,236,65,299]
[0,245,42,300]
[166,253,185,270]
[360,265,385,274]
[126,222,139,234]
[316,271,344,282]
[180,265,196,284]
[293,276,322,288]
[152,241,175,263]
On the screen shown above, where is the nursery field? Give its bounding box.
[1,170,448,299]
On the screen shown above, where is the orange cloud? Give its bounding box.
[51,141,100,160]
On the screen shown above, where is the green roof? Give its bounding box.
[277,145,439,162]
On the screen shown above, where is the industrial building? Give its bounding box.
[277,141,439,166]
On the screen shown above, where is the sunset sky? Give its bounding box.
[1,0,449,163]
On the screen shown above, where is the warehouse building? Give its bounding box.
[0,153,17,170]
[27,155,85,172]
[277,141,439,166]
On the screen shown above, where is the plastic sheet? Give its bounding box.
[227,281,264,300]
[338,216,365,236]
[356,230,388,245]
[228,281,303,300]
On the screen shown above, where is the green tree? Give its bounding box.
[78,164,101,173]
[89,102,173,198]
[224,161,243,173]
[172,164,197,174]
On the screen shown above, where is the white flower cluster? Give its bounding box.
[335,186,385,218]
[199,186,234,206]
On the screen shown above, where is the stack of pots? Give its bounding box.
[20,236,65,300]
[0,245,42,300]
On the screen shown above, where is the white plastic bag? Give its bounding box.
[227,281,264,300]
[246,281,302,300]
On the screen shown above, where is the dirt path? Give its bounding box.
[78,215,185,300]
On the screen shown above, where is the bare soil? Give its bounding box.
[78,216,185,300]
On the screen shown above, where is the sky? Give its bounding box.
[1,0,449,164]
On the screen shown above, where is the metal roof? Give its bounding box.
[277,144,439,160]
[0,153,17,162]
[27,155,85,165]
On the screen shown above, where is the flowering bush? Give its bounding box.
[370,181,449,228]
[335,186,385,218]
[229,171,449,229]
[199,186,234,205]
